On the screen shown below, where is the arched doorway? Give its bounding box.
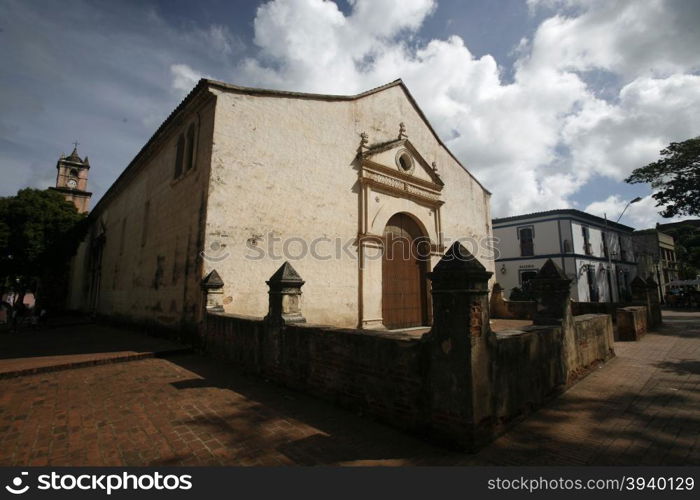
[382,213,429,329]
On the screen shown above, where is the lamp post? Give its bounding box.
[602,197,641,303]
[616,196,642,223]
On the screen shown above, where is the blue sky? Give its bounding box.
[1,0,698,228]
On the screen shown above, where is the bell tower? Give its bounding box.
[49,142,92,213]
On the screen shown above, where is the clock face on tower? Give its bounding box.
[67,178,78,189]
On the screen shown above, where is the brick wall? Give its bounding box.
[203,313,429,432]
[492,325,564,422]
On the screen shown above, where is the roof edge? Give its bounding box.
[493,209,635,232]
[206,77,491,194]
[89,77,491,220]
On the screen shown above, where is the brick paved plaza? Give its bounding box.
[0,310,698,466]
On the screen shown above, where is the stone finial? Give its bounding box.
[201,269,225,312]
[630,276,647,288]
[265,261,306,324]
[201,269,224,289]
[428,242,493,293]
[431,161,438,173]
[398,122,407,139]
[538,259,568,280]
[529,258,571,325]
[630,276,648,302]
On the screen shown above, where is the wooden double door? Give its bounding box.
[382,213,430,329]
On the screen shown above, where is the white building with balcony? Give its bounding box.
[493,209,638,302]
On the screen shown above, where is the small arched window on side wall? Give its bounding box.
[185,123,196,172]
[174,134,185,179]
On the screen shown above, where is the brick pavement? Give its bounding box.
[0,324,188,378]
[0,311,697,466]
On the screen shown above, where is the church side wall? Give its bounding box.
[205,86,494,327]
[67,96,216,335]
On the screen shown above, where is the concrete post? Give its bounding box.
[489,282,507,318]
[200,269,224,312]
[529,259,572,326]
[426,242,493,450]
[630,276,652,327]
[630,276,648,302]
[265,261,306,324]
[529,259,574,384]
[645,276,662,327]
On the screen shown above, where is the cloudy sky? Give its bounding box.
[1,0,698,228]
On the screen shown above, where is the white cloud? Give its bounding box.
[563,74,700,182]
[3,0,698,228]
[170,64,207,93]
[585,195,693,229]
[227,0,700,222]
[527,0,700,78]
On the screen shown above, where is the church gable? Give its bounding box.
[360,136,443,187]
[357,132,444,208]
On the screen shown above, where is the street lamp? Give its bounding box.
[616,196,642,222]
[601,196,640,303]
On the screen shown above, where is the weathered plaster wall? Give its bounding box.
[68,95,216,333]
[565,314,615,382]
[617,306,648,341]
[205,85,493,327]
[493,326,564,420]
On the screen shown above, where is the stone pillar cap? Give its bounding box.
[535,259,569,280]
[201,269,224,290]
[630,276,647,287]
[267,261,305,287]
[428,242,492,278]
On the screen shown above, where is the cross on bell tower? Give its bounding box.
[49,143,92,213]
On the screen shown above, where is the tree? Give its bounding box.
[0,189,86,310]
[625,137,700,218]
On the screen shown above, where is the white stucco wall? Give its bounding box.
[493,218,561,260]
[204,83,493,328]
[67,94,216,329]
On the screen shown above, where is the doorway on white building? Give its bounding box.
[382,213,430,330]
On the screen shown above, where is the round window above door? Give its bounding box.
[395,150,415,175]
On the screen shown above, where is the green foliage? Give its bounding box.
[0,188,86,307]
[509,286,536,302]
[625,137,700,218]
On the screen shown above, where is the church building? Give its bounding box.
[67,79,494,331]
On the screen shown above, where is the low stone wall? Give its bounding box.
[491,312,614,422]
[571,301,619,320]
[494,300,538,320]
[203,313,429,432]
[565,314,615,383]
[490,286,537,320]
[616,306,647,341]
[492,326,563,421]
[200,254,617,451]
